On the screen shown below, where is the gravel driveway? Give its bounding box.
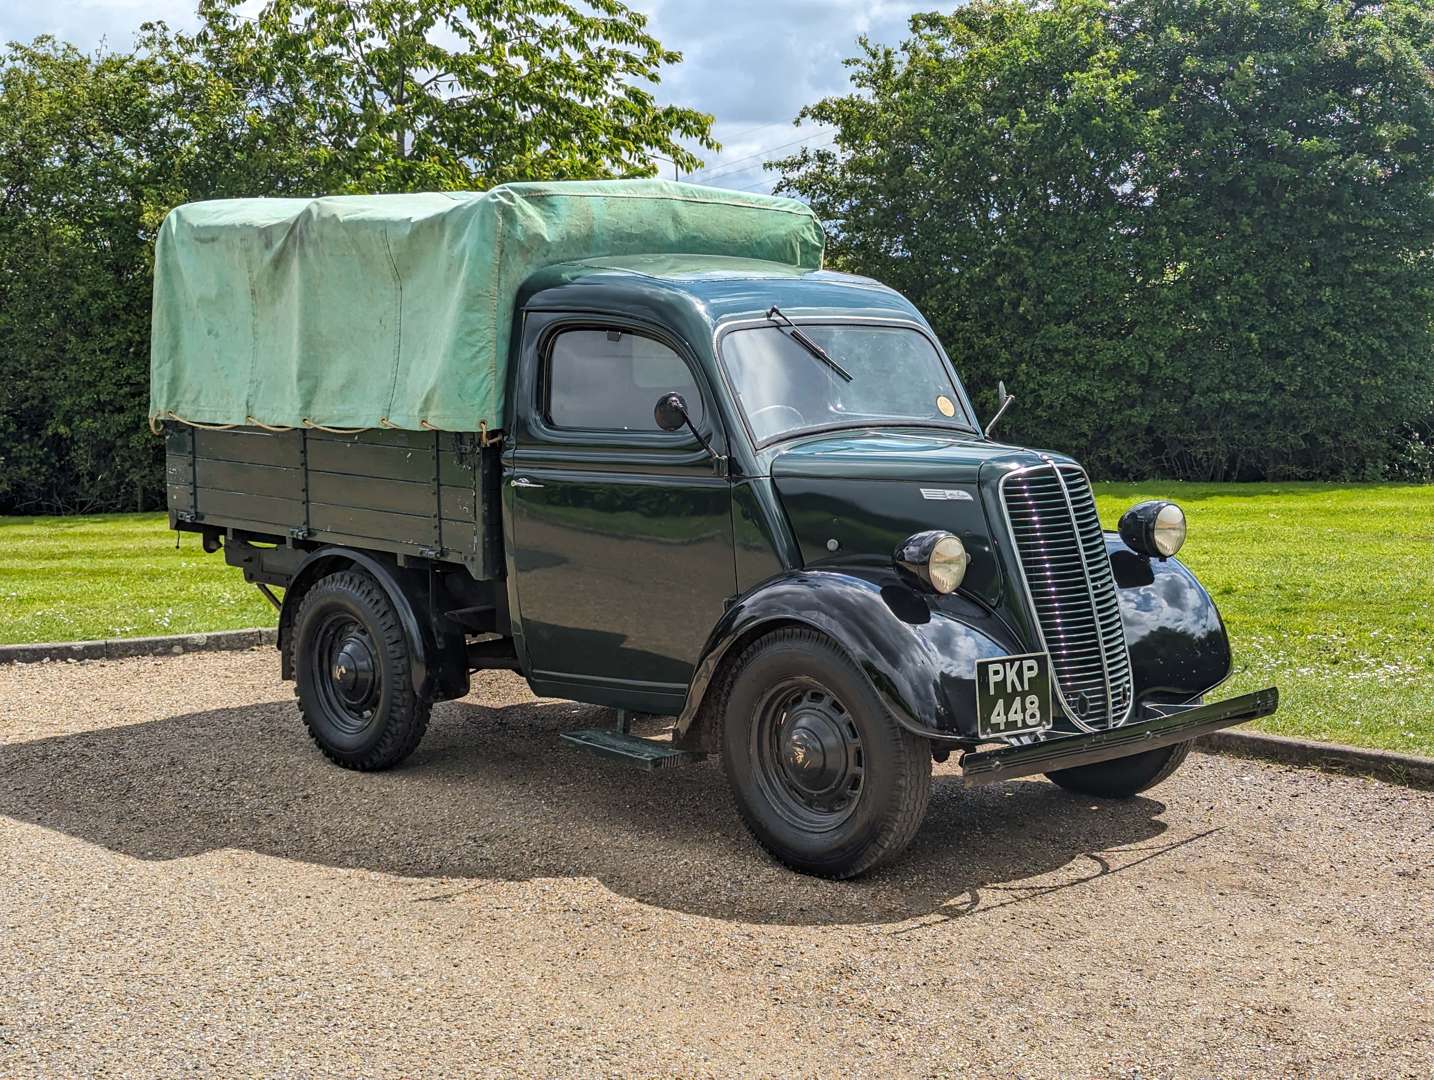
[1,649,1430,1078]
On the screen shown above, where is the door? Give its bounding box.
[509,318,736,711]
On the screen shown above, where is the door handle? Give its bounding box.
[510,476,544,489]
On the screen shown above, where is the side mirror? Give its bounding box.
[653,391,725,467]
[654,392,689,432]
[984,380,1015,439]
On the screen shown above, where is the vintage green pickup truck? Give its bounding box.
[155,181,1276,878]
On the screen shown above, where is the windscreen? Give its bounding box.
[720,323,973,444]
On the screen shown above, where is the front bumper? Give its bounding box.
[958,687,1279,787]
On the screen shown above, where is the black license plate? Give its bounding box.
[975,652,1053,739]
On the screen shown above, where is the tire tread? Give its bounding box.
[1047,739,1192,798]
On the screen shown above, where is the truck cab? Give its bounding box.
[172,251,1276,879]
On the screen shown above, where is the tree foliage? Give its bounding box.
[778,0,1434,481]
[0,2,712,513]
[190,0,715,192]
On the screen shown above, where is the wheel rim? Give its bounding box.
[309,612,381,735]
[750,677,864,832]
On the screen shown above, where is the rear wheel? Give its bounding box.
[1045,740,1192,799]
[719,629,931,879]
[292,569,431,771]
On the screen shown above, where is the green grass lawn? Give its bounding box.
[2,483,1431,755]
[0,515,277,644]
[1092,483,1433,757]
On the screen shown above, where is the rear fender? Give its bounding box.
[675,569,1023,744]
[278,547,468,701]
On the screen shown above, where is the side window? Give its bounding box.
[547,328,704,432]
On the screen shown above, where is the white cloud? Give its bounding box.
[2,0,198,50]
[635,0,930,190]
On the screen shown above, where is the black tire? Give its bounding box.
[718,629,931,879]
[1045,740,1192,799]
[291,569,431,771]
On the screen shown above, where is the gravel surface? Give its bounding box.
[2,650,1431,1078]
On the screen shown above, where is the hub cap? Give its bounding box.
[752,679,864,832]
[310,614,381,734]
[331,634,377,708]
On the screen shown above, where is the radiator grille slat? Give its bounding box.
[1000,463,1134,730]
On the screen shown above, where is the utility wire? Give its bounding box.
[725,170,804,194]
[682,122,810,174]
[709,118,804,149]
[727,177,784,194]
[687,129,835,183]
[697,135,838,189]
[689,129,833,181]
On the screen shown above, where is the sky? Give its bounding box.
[0,0,932,193]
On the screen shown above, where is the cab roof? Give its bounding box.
[519,254,926,330]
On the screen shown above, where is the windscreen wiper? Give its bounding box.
[766,306,853,382]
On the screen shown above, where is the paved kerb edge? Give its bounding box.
[0,627,278,665]
[1193,728,1434,790]
[2,629,1430,790]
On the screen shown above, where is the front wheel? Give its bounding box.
[292,568,431,771]
[1045,740,1192,799]
[719,629,931,879]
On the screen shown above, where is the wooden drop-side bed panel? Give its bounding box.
[165,423,503,579]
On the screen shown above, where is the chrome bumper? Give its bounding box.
[959,688,1279,787]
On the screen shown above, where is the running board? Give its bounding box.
[560,729,705,770]
[959,688,1279,787]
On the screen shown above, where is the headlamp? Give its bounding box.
[895,530,969,594]
[1118,500,1187,559]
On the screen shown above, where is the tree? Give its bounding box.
[190,0,716,192]
[777,0,1434,481]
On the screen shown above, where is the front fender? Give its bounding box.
[676,569,1024,742]
[1107,539,1233,708]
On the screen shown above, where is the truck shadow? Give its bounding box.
[1,695,1181,927]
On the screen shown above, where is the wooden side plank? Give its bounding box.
[165,427,195,455]
[167,484,194,512]
[440,522,478,556]
[439,452,480,487]
[165,454,193,485]
[193,428,301,468]
[308,470,434,516]
[197,459,303,501]
[309,503,436,547]
[308,439,438,482]
[305,427,451,451]
[196,488,305,528]
[169,422,499,575]
[440,487,476,522]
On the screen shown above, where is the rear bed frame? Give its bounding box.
[165,422,503,579]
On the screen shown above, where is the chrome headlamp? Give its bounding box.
[895,530,970,594]
[1118,500,1187,559]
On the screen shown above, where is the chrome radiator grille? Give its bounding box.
[1000,463,1133,730]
